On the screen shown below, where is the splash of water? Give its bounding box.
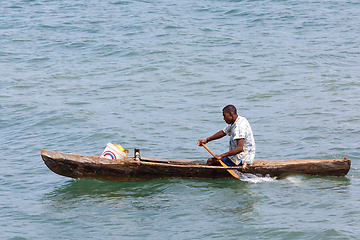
[234,170,276,183]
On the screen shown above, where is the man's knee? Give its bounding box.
[206,158,221,166]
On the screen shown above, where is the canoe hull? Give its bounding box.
[41,150,232,182]
[41,150,351,182]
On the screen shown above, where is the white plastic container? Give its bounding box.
[101,143,128,160]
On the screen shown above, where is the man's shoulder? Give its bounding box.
[236,116,248,124]
[235,116,252,129]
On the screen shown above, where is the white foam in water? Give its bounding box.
[234,170,276,183]
[283,176,306,186]
[286,176,302,183]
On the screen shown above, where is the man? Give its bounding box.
[198,105,255,170]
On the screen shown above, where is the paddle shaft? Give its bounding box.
[201,143,216,157]
[201,143,240,179]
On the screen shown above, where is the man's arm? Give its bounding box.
[198,130,226,146]
[218,138,248,169]
[218,138,244,159]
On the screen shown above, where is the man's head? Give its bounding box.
[222,105,238,124]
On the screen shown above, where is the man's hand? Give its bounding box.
[197,139,207,146]
[242,162,248,171]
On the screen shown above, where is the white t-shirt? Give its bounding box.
[223,116,256,165]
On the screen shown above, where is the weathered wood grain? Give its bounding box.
[41,149,351,182]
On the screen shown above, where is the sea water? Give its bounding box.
[1,0,360,239]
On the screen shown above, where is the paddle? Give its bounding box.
[201,143,240,179]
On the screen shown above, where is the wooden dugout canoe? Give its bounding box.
[41,149,351,181]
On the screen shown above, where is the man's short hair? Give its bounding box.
[223,105,237,114]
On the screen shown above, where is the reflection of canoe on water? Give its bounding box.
[41,149,351,182]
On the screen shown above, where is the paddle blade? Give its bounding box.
[219,160,240,179]
[201,143,241,179]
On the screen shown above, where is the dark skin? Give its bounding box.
[198,110,247,169]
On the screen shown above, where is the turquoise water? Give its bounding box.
[1,0,360,239]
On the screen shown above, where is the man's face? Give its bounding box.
[223,111,234,124]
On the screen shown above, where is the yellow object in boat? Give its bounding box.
[117,144,125,152]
